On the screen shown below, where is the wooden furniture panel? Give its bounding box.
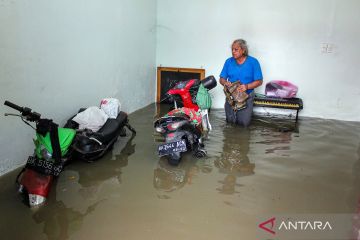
[157,67,205,103]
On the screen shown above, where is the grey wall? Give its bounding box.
[0,0,157,175]
[157,0,360,121]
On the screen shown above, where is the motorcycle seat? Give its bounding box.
[154,115,189,127]
[92,111,128,143]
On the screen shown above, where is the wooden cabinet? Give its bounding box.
[157,67,205,103]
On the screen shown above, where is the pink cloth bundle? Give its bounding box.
[265,80,298,98]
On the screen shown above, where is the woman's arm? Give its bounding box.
[219,77,232,87]
[246,80,262,90]
[238,80,263,92]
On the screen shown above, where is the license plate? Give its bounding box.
[26,156,63,176]
[158,140,187,156]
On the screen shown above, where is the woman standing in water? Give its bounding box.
[219,39,263,127]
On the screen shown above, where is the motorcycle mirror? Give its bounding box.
[167,94,174,103]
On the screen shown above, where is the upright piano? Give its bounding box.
[253,94,304,122]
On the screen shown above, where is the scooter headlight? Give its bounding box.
[41,148,52,160]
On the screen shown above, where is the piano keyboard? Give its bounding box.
[254,94,303,110]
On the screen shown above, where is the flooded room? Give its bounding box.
[1,0,360,240]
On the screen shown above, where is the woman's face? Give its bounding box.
[232,43,244,59]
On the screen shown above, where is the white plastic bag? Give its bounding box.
[200,109,212,131]
[72,106,109,132]
[100,98,121,119]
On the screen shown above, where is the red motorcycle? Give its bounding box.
[154,76,217,165]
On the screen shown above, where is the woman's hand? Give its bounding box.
[220,78,232,87]
[224,81,232,87]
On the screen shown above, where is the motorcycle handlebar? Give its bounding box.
[4,100,41,121]
[166,94,175,103]
[159,93,175,103]
[4,100,24,112]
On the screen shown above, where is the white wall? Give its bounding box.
[156,0,360,121]
[0,0,156,175]
[2,0,360,175]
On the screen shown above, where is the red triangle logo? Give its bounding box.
[259,217,276,235]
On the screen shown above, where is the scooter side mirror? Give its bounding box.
[166,94,174,103]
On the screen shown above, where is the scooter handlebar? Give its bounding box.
[4,100,41,121]
[4,100,24,112]
[166,93,175,103]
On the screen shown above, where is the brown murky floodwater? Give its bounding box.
[0,103,360,240]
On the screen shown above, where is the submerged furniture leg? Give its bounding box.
[295,109,299,123]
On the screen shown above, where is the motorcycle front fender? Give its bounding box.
[18,168,53,208]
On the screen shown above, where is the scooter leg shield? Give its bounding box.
[19,169,53,207]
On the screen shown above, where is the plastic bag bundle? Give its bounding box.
[265,80,298,98]
[72,106,109,132]
[100,98,121,119]
[200,109,212,131]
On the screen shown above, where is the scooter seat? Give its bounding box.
[154,115,189,128]
[92,111,128,144]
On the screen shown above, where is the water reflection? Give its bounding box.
[260,131,293,155]
[153,158,191,192]
[153,156,213,194]
[252,118,295,155]
[75,133,136,187]
[352,143,360,239]
[33,134,136,239]
[32,197,101,240]
[214,125,255,194]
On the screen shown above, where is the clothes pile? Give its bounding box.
[223,81,248,111]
